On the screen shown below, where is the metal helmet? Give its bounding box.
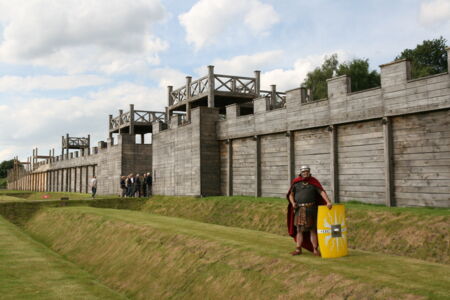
[300,165,310,172]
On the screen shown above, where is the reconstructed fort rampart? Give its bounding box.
[7,51,450,207]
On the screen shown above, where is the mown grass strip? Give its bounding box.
[0,190,121,201]
[141,195,450,264]
[0,215,127,300]
[26,207,450,299]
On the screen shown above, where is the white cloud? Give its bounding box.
[203,50,284,75]
[0,82,166,161]
[0,0,168,74]
[179,0,279,49]
[149,68,187,89]
[199,50,348,91]
[0,75,110,92]
[419,0,450,26]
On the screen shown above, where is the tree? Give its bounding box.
[337,59,380,93]
[0,159,14,178]
[302,54,380,100]
[302,54,339,100]
[395,37,448,78]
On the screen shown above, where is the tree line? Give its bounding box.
[302,37,448,100]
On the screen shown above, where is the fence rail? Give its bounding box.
[110,110,166,131]
[62,137,89,148]
[169,74,257,107]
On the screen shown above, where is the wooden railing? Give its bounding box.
[190,76,208,96]
[134,111,166,123]
[169,74,257,107]
[214,74,256,94]
[62,137,89,148]
[110,110,166,130]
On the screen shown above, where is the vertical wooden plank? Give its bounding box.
[208,65,215,108]
[79,167,83,193]
[227,139,233,196]
[74,168,77,193]
[329,125,339,203]
[287,131,295,184]
[255,136,261,197]
[85,166,89,194]
[383,117,395,207]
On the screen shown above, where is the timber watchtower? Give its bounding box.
[167,66,286,122]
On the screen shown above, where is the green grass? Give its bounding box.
[24,207,450,300]
[0,215,126,300]
[0,190,119,201]
[141,195,450,264]
[0,197,147,226]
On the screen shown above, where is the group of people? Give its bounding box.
[120,173,152,198]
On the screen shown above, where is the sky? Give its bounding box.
[0,0,449,162]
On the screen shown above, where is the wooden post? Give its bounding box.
[79,167,82,193]
[186,77,192,121]
[32,149,36,170]
[270,84,276,109]
[255,136,261,197]
[141,134,145,144]
[85,166,89,193]
[87,134,91,155]
[73,167,77,193]
[66,134,69,156]
[383,117,395,207]
[329,125,339,203]
[287,131,295,183]
[227,139,233,196]
[207,65,215,108]
[118,109,123,134]
[129,104,135,135]
[109,114,113,138]
[254,70,261,95]
[167,85,174,106]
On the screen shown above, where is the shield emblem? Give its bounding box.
[317,204,348,258]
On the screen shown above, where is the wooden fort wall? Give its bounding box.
[215,59,450,207]
[8,55,450,207]
[8,134,152,197]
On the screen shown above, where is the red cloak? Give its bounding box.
[286,176,327,252]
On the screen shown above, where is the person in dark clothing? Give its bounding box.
[126,174,134,197]
[120,176,126,197]
[135,174,141,197]
[142,173,147,197]
[287,165,332,256]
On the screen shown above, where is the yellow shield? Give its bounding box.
[317,204,348,258]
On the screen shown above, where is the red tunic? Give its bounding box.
[286,176,327,252]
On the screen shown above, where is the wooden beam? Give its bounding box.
[255,135,261,197]
[383,117,395,207]
[227,139,233,196]
[329,125,339,203]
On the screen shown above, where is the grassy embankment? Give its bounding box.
[0,214,126,300]
[0,189,118,202]
[24,207,450,300]
[141,196,450,264]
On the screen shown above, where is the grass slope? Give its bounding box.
[25,207,450,300]
[141,196,450,264]
[0,190,119,202]
[0,215,126,300]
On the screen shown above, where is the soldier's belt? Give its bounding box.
[297,202,315,207]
